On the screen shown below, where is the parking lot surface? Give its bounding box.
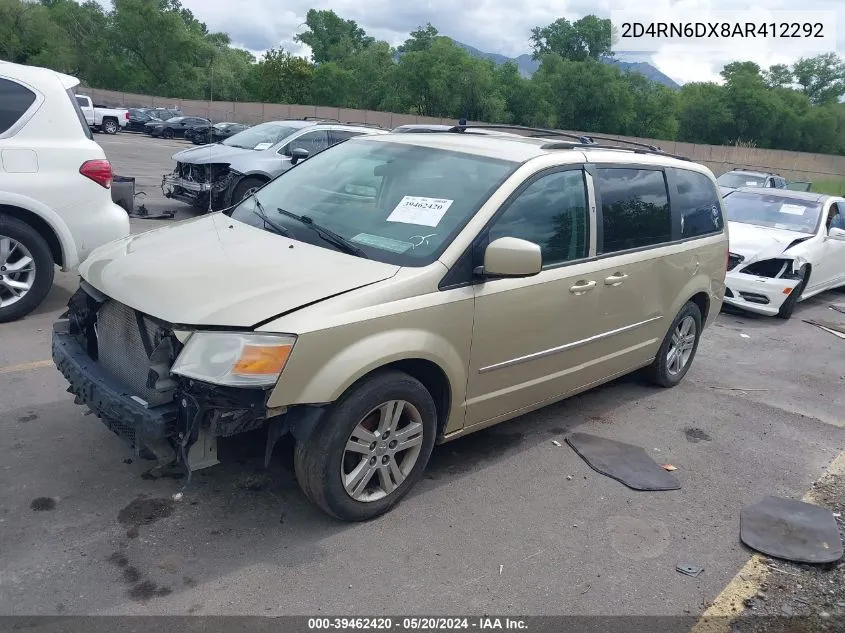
[0,133,843,616]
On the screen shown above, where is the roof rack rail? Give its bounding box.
[302,116,340,123]
[448,123,594,143]
[540,141,693,162]
[343,121,385,128]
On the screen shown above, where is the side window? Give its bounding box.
[674,168,724,238]
[487,169,588,266]
[330,130,365,144]
[0,78,38,136]
[828,202,845,231]
[596,168,671,254]
[289,130,330,155]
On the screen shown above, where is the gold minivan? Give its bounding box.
[53,127,728,521]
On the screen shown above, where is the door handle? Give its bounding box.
[604,273,628,286]
[569,280,596,294]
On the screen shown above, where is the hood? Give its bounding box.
[727,221,813,261]
[171,143,254,165]
[79,214,401,328]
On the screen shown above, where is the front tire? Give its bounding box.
[294,370,438,521]
[645,301,703,388]
[231,177,267,206]
[0,216,54,323]
[777,265,809,320]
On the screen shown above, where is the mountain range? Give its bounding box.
[454,42,682,89]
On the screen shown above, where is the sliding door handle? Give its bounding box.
[569,280,596,294]
[604,273,628,286]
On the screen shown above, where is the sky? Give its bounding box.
[171,0,844,84]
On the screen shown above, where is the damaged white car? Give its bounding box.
[722,188,845,319]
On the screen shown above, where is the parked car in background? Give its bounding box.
[188,121,250,145]
[73,94,128,134]
[126,107,159,132]
[0,61,130,322]
[717,169,789,196]
[722,188,845,319]
[54,126,727,520]
[163,119,387,211]
[150,107,183,120]
[146,116,210,139]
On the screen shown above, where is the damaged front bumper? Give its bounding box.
[723,271,800,316]
[50,286,320,473]
[161,163,236,210]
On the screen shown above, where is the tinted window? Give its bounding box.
[229,138,517,266]
[488,170,588,266]
[596,168,671,253]
[0,79,38,135]
[65,89,93,139]
[717,172,766,188]
[224,122,299,150]
[826,203,845,231]
[289,130,330,155]
[331,130,366,143]
[674,168,724,238]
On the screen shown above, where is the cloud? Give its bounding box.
[170,0,844,84]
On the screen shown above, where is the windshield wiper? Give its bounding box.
[250,196,290,237]
[276,208,368,258]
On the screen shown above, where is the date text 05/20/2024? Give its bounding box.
[307,617,528,630]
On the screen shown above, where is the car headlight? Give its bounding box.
[171,332,296,388]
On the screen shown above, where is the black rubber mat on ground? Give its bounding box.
[565,432,681,491]
[740,496,844,564]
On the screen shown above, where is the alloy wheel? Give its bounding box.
[666,315,696,376]
[0,236,36,308]
[341,400,425,502]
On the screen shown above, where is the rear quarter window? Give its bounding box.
[67,89,94,139]
[0,78,38,136]
[672,168,724,238]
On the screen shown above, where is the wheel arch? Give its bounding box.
[0,203,66,268]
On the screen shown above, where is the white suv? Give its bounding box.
[0,61,130,322]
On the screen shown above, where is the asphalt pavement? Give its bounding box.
[0,133,843,617]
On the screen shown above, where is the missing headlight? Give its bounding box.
[741,258,795,278]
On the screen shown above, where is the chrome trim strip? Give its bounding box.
[478,315,663,374]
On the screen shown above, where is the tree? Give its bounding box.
[530,16,613,62]
[294,9,373,64]
[342,41,398,111]
[311,61,356,107]
[622,72,679,139]
[763,64,793,89]
[253,48,313,104]
[676,83,733,145]
[792,53,845,105]
[398,23,438,54]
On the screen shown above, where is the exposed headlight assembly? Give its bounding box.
[171,332,296,388]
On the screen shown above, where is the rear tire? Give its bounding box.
[0,216,55,323]
[293,370,437,521]
[102,118,118,134]
[645,301,703,388]
[776,265,809,320]
[162,128,174,139]
[231,177,267,206]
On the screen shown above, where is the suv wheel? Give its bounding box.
[102,118,118,134]
[294,370,438,521]
[0,216,55,323]
[232,178,266,206]
[645,301,702,388]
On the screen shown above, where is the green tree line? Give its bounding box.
[2,0,844,155]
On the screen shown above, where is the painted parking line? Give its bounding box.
[0,359,53,375]
[690,450,845,633]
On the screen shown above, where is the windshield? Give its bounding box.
[717,172,766,188]
[222,122,299,150]
[723,192,823,234]
[229,137,518,265]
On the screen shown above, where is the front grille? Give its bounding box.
[96,300,176,407]
[727,253,744,271]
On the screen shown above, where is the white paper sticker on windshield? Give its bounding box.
[779,204,806,216]
[350,233,413,253]
[253,142,273,150]
[386,196,454,227]
[745,181,760,186]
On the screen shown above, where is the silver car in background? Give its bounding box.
[162,119,388,211]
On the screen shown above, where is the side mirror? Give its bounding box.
[478,237,542,278]
[829,227,845,241]
[290,147,309,165]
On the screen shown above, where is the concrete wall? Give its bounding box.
[86,87,845,182]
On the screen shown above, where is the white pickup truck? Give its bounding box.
[74,94,128,134]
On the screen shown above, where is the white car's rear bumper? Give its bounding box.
[723,270,800,316]
[70,200,130,269]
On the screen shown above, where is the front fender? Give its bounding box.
[266,328,468,429]
[0,192,76,269]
